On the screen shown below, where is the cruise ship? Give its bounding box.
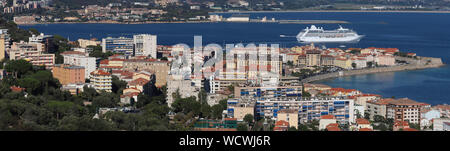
[296,25,364,43]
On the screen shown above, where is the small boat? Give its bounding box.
[280,34,286,37]
[339,45,346,48]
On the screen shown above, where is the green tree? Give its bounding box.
[210,104,224,119]
[111,75,127,94]
[18,77,41,95]
[288,126,298,131]
[237,123,248,131]
[244,114,254,125]
[92,92,119,108]
[4,59,33,78]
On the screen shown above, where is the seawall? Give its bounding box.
[300,56,444,83]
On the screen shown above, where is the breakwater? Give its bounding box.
[301,56,444,83]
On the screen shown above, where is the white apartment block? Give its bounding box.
[133,34,157,58]
[166,74,200,107]
[62,52,96,78]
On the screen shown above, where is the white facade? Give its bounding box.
[133,34,157,58]
[166,74,200,107]
[63,54,97,78]
[319,119,337,130]
[433,118,450,131]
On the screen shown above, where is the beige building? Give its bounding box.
[166,74,200,107]
[77,39,100,48]
[351,94,381,108]
[334,58,352,69]
[230,104,254,122]
[123,58,169,87]
[0,35,5,61]
[319,115,337,130]
[8,41,55,68]
[306,50,321,66]
[277,109,298,129]
[89,70,112,92]
[366,98,392,120]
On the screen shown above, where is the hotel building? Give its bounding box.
[89,70,112,92]
[52,64,85,85]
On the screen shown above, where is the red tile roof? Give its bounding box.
[321,115,336,120]
[356,118,370,125]
[120,92,140,98]
[326,123,341,131]
[224,118,237,121]
[128,78,150,86]
[359,128,373,131]
[403,128,419,131]
[10,86,25,92]
[91,70,111,76]
[394,121,409,127]
[275,120,289,127]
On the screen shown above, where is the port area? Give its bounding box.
[245,19,349,24]
[300,56,445,83]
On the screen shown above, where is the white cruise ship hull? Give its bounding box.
[297,35,364,43]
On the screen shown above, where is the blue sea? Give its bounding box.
[19,12,450,105]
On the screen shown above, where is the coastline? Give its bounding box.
[301,56,445,83]
[213,10,450,14]
[17,10,450,25]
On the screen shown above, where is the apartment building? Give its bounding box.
[226,99,254,121]
[61,51,96,78]
[89,70,112,92]
[276,109,298,128]
[387,98,423,124]
[8,41,55,68]
[77,38,100,48]
[102,37,134,56]
[319,115,337,130]
[133,34,157,58]
[254,97,354,124]
[366,98,393,120]
[366,98,424,124]
[0,34,5,61]
[122,58,169,87]
[166,74,200,107]
[52,64,85,85]
[234,85,303,100]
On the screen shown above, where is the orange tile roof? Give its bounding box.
[326,126,341,131]
[389,98,423,106]
[224,118,237,121]
[91,70,111,76]
[120,92,140,98]
[403,128,419,131]
[128,78,150,86]
[394,121,409,127]
[359,128,373,131]
[99,59,109,65]
[356,118,370,125]
[321,115,335,120]
[10,86,25,92]
[275,120,289,127]
[433,105,450,110]
[326,123,341,131]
